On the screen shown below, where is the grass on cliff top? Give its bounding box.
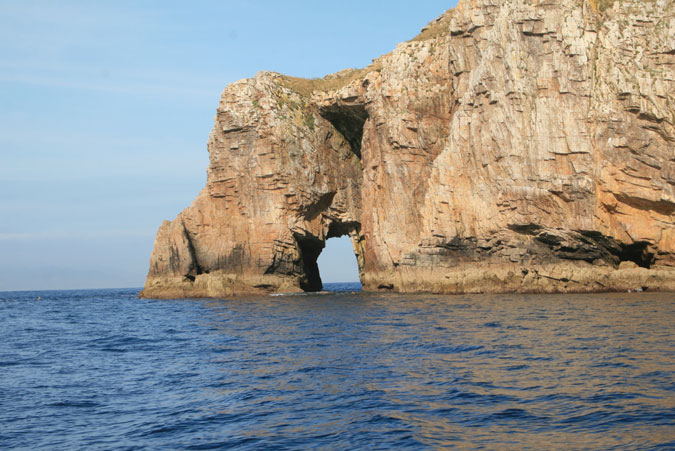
[280,0,632,98]
[410,8,454,42]
[587,1,658,17]
[279,7,455,96]
[281,9,452,96]
[588,0,615,13]
[279,61,382,97]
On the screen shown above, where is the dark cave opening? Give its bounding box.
[619,241,654,269]
[294,233,325,292]
[319,104,368,159]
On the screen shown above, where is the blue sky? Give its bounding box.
[0,0,457,290]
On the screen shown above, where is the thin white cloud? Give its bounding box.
[0,0,170,41]
[0,73,216,98]
[0,1,235,99]
[0,230,154,241]
[0,59,228,93]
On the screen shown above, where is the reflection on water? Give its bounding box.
[0,288,673,449]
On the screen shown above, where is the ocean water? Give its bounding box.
[1,285,673,450]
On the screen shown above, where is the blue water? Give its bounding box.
[1,286,674,450]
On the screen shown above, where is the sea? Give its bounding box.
[1,284,673,450]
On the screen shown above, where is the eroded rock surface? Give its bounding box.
[141,0,675,298]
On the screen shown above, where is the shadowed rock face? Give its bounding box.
[141,0,675,298]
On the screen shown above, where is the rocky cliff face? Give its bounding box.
[141,0,675,298]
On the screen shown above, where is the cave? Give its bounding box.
[294,233,324,292]
[319,104,368,159]
[619,241,654,269]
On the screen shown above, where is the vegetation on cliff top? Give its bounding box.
[410,8,453,42]
[589,0,615,13]
[278,6,454,96]
[279,61,382,97]
[279,0,646,96]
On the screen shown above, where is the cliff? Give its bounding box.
[141,0,675,298]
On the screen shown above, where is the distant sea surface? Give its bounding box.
[1,285,674,450]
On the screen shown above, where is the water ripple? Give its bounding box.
[0,287,673,449]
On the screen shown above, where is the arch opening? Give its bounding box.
[295,223,363,292]
[317,235,361,288]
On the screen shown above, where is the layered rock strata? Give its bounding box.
[141,0,675,298]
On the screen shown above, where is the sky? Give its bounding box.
[0,0,457,291]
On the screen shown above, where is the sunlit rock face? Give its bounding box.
[140,0,675,298]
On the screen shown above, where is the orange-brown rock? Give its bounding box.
[140,0,675,298]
